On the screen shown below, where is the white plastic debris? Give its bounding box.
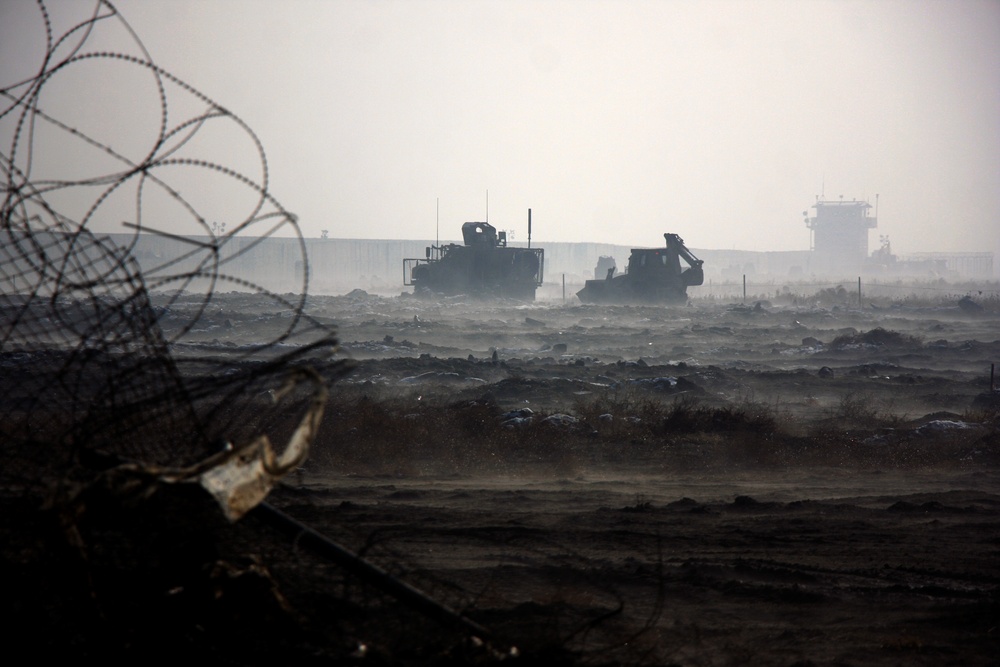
[198,367,328,521]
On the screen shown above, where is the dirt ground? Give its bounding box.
[4,286,1000,665]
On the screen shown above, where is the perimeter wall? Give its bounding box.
[90,234,997,297]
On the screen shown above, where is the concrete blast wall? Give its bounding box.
[33,233,991,298]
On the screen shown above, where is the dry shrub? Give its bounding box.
[829,327,921,349]
[569,392,798,469]
[655,395,784,436]
[794,397,1000,469]
[808,284,853,306]
[804,428,999,469]
[811,391,903,433]
[571,385,668,443]
[310,392,585,476]
[964,404,1000,426]
[308,384,997,477]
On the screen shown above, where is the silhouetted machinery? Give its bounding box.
[404,215,544,300]
[593,255,616,280]
[576,233,704,304]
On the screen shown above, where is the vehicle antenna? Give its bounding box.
[436,197,439,247]
[527,208,532,249]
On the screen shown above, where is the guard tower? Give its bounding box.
[803,195,877,275]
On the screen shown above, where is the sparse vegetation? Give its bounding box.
[828,327,922,349]
[306,381,999,477]
[816,391,905,430]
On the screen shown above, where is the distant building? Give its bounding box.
[903,251,994,278]
[803,196,877,276]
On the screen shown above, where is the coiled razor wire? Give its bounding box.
[1,0,343,497]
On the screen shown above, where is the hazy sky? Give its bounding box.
[2,0,998,261]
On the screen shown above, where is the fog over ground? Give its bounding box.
[2,0,998,264]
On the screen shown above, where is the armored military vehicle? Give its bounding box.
[403,218,544,301]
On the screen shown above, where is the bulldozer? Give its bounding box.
[403,217,544,301]
[576,233,704,304]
